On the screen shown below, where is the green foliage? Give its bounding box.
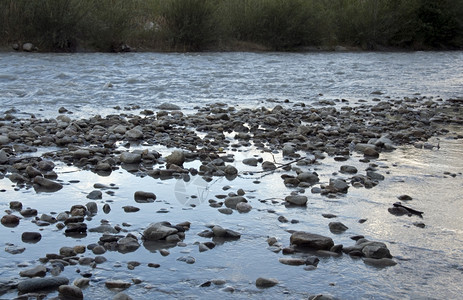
[158,0,217,51]
[0,0,461,51]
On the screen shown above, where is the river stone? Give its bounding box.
[9,201,23,210]
[243,158,259,166]
[5,245,25,254]
[367,171,385,181]
[0,149,9,163]
[363,257,397,267]
[0,135,9,145]
[290,231,334,250]
[33,176,63,192]
[308,294,339,300]
[17,276,69,293]
[285,195,308,206]
[262,161,277,171]
[218,208,233,215]
[361,242,392,259]
[278,258,306,266]
[73,149,90,159]
[19,265,47,278]
[123,206,139,213]
[60,247,76,257]
[92,245,106,255]
[89,224,118,234]
[143,222,178,241]
[20,209,38,217]
[26,166,42,178]
[105,280,131,290]
[86,201,98,214]
[296,172,319,184]
[224,165,238,176]
[255,277,278,288]
[212,225,241,238]
[59,285,83,299]
[113,292,133,300]
[177,256,195,264]
[21,232,42,243]
[87,190,102,200]
[125,128,143,140]
[120,152,141,164]
[74,278,90,288]
[165,150,185,166]
[340,165,358,174]
[1,214,20,227]
[224,196,246,209]
[236,202,252,213]
[329,222,349,234]
[157,103,181,110]
[134,191,156,203]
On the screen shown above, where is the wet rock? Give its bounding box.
[89,224,118,234]
[21,232,42,243]
[363,257,397,267]
[59,285,83,299]
[103,204,111,214]
[165,150,185,166]
[255,277,278,288]
[19,265,47,278]
[92,245,106,255]
[177,256,195,264]
[120,152,141,164]
[20,209,38,217]
[224,165,238,176]
[340,165,358,174]
[87,190,102,200]
[65,222,87,234]
[105,280,131,290]
[143,222,178,241]
[367,171,385,181]
[60,247,76,257]
[134,191,156,203]
[218,208,233,215]
[1,214,20,227]
[243,158,259,166]
[329,222,348,234]
[33,176,63,192]
[413,221,425,228]
[262,161,277,171]
[25,166,42,178]
[278,258,306,266]
[224,196,247,209]
[296,172,319,184]
[86,202,98,215]
[74,278,90,288]
[236,202,252,213]
[9,201,23,210]
[285,195,307,206]
[5,245,25,254]
[322,213,337,219]
[398,194,413,201]
[323,178,349,194]
[211,225,241,238]
[123,206,140,213]
[290,231,334,250]
[125,128,143,140]
[113,292,133,300]
[157,103,181,110]
[17,276,69,293]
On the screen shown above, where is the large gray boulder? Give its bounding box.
[290,231,334,250]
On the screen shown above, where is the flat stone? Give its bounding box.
[17,277,69,293]
[105,280,131,290]
[19,265,47,278]
[290,231,334,250]
[285,195,308,206]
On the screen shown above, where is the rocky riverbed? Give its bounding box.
[0,96,462,299]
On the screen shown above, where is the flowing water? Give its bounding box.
[0,51,462,299]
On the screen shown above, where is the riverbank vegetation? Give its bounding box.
[1,0,462,52]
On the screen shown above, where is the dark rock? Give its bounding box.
[1,214,20,227]
[21,232,42,243]
[17,277,69,293]
[19,265,47,278]
[255,277,278,288]
[134,191,156,203]
[285,195,307,206]
[329,222,348,234]
[59,285,84,299]
[290,231,334,250]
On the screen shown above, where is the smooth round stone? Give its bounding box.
[59,285,83,299]
[1,214,20,227]
[256,277,279,288]
[21,232,42,243]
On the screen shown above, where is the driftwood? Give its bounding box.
[393,202,423,216]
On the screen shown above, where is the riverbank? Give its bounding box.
[0,95,462,299]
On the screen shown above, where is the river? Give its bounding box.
[0,51,462,299]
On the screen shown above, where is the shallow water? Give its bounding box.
[0,51,462,299]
